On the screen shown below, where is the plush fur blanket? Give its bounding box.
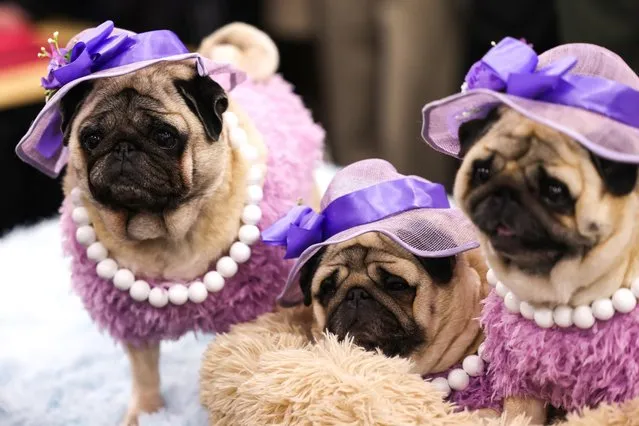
[199,307,639,425]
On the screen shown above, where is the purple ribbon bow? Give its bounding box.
[464,37,639,129]
[262,177,450,259]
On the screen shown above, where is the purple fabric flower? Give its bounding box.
[464,61,507,92]
[38,20,187,95]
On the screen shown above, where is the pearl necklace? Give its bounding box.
[427,347,488,397]
[488,269,639,329]
[69,111,264,308]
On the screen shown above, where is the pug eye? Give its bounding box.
[471,158,493,186]
[318,276,337,305]
[539,172,573,212]
[81,132,102,151]
[383,274,410,292]
[153,128,177,149]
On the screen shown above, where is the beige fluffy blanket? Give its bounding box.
[200,307,639,425]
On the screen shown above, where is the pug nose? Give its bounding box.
[114,141,135,158]
[346,288,371,306]
[489,187,518,209]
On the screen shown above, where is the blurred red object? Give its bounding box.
[0,4,42,69]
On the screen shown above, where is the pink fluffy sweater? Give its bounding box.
[61,75,324,345]
[481,290,639,411]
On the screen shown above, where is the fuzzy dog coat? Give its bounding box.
[481,291,639,411]
[61,75,324,345]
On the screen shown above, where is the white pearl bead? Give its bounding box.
[520,301,536,320]
[241,205,262,225]
[247,165,264,185]
[187,281,208,303]
[246,185,264,204]
[96,258,118,279]
[240,144,259,163]
[204,271,225,292]
[477,342,487,361]
[573,305,595,329]
[534,308,554,329]
[462,355,485,377]
[238,225,261,245]
[230,127,248,149]
[168,284,189,305]
[486,269,498,287]
[129,280,151,301]
[504,292,521,313]
[72,207,91,226]
[223,111,239,128]
[553,305,574,328]
[70,187,83,206]
[592,298,615,321]
[76,225,96,246]
[86,242,108,262]
[229,242,251,264]
[430,377,451,397]
[148,287,169,308]
[632,278,639,298]
[495,282,508,298]
[216,256,238,278]
[113,269,135,291]
[612,288,637,313]
[447,368,470,391]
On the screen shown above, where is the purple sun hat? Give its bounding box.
[422,37,639,164]
[16,20,246,178]
[262,158,480,306]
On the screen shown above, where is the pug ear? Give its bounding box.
[589,153,638,196]
[174,74,228,141]
[457,108,501,157]
[415,255,456,285]
[298,247,327,306]
[59,81,94,144]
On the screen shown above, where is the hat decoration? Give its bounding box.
[460,37,639,129]
[263,174,450,259]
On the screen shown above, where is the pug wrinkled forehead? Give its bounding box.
[62,61,230,214]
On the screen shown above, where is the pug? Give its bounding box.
[25,22,325,425]
[297,231,498,414]
[453,106,639,423]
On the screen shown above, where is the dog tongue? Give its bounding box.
[496,224,515,237]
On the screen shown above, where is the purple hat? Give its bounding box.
[422,37,639,163]
[16,20,246,178]
[262,158,479,306]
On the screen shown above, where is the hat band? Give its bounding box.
[464,37,639,129]
[262,177,450,259]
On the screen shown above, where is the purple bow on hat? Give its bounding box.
[262,177,450,259]
[464,37,639,129]
[39,21,188,96]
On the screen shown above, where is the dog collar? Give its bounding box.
[488,268,639,329]
[68,111,264,307]
[426,349,488,397]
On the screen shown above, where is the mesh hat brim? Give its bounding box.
[422,88,639,164]
[15,53,245,178]
[278,207,478,307]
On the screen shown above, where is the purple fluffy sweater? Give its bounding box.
[481,290,639,411]
[60,75,324,345]
[425,363,502,412]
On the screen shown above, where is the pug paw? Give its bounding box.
[121,392,164,426]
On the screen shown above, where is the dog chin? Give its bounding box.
[326,306,424,358]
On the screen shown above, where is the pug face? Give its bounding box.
[61,61,234,241]
[299,232,486,372]
[454,107,639,306]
